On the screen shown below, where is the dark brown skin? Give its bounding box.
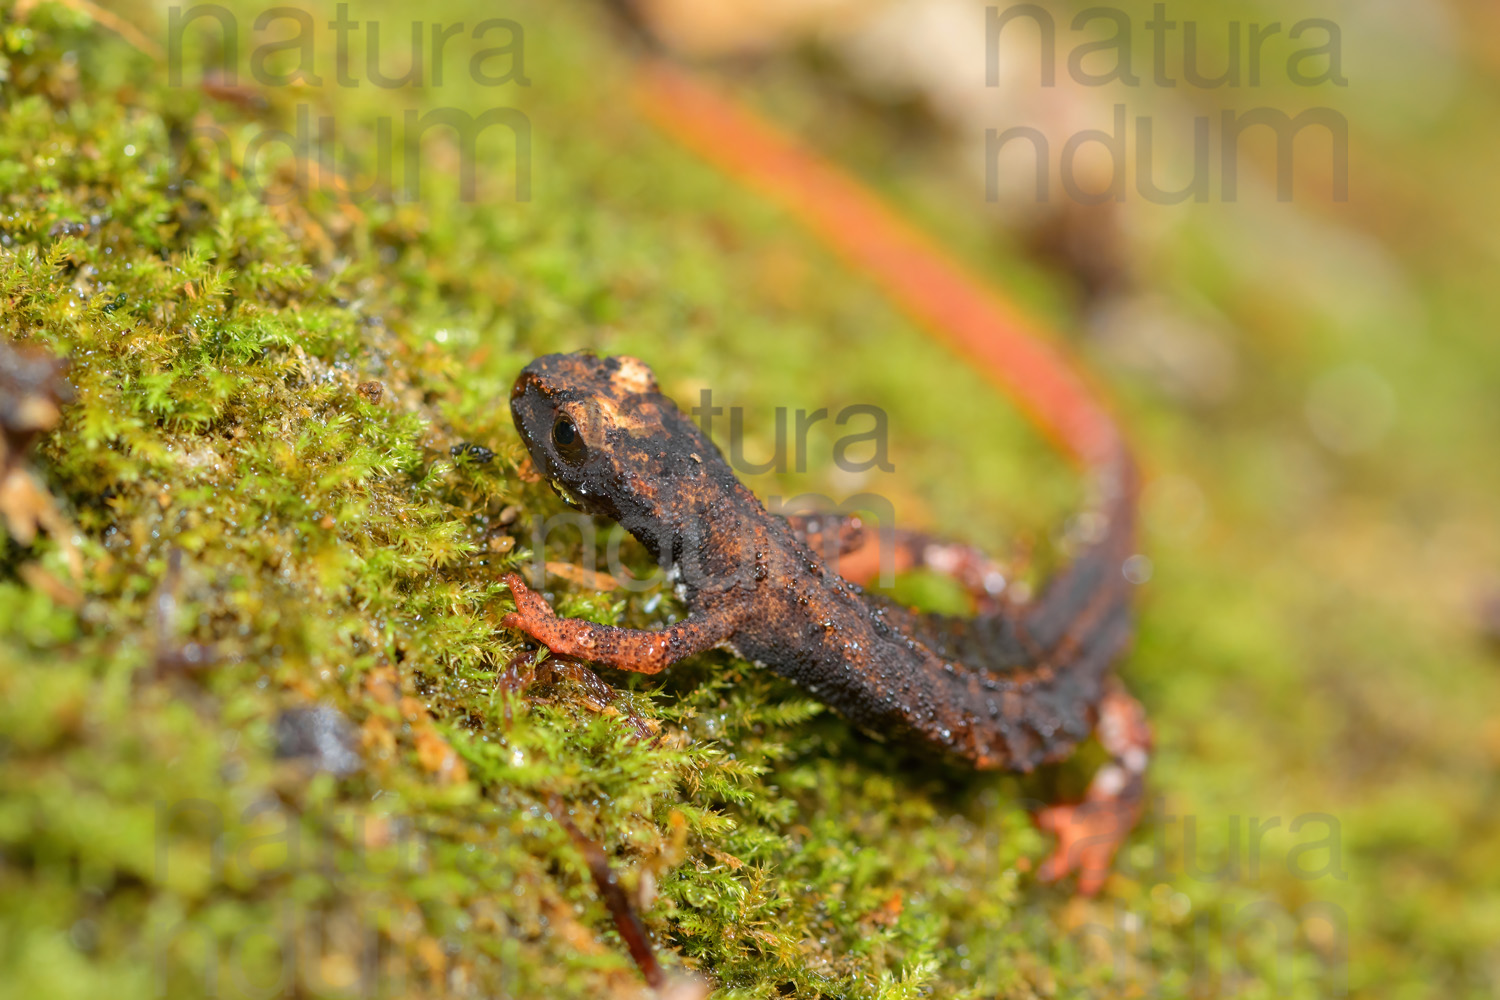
[503,351,1150,893]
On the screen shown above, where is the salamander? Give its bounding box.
[501,351,1151,893]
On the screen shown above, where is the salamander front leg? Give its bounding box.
[500,572,737,674]
[1034,679,1152,896]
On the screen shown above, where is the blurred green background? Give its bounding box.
[1,0,1497,997]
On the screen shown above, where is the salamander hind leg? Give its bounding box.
[786,513,1009,611]
[1034,678,1152,896]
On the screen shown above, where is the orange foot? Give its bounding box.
[1036,681,1152,895]
[1034,765,1143,896]
[1034,803,1131,896]
[500,572,556,631]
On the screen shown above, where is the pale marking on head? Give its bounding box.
[573,386,662,439]
[611,356,658,396]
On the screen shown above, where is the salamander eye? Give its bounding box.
[551,415,587,463]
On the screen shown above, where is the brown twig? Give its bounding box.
[550,795,666,991]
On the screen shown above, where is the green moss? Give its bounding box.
[2,2,1498,999]
[0,5,1017,997]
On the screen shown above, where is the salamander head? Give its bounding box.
[510,352,725,526]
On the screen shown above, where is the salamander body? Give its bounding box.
[502,351,1150,891]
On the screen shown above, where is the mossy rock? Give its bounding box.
[3,3,1496,999]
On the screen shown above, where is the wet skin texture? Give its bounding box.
[503,351,1151,893]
